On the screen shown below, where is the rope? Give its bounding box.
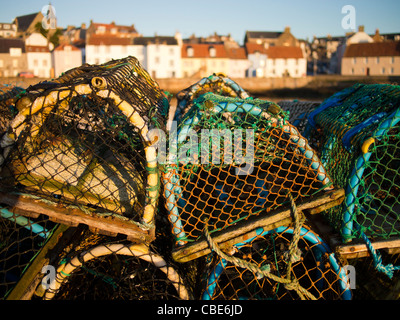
[203,192,316,300]
[356,223,400,279]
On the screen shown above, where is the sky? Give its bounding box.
[0,0,399,44]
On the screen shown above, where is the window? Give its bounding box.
[365,57,368,64]
[209,46,216,58]
[169,60,174,67]
[0,59,3,67]
[392,57,395,64]
[187,46,194,57]
[155,57,160,64]
[391,68,394,74]
[353,57,357,64]
[34,59,38,67]
[12,59,18,67]
[10,48,22,56]
[382,67,385,74]
[376,57,380,63]
[43,60,47,67]
[169,48,174,55]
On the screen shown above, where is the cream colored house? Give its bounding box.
[25,33,52,78]
[341,41,400,76]
[52,44,82,77]
[0,38,27,77]
[181,43,229,78]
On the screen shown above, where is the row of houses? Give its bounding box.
[0,12,309,79]
[85,24,308,79]
[0,12,399,79]
[310,26,400,76]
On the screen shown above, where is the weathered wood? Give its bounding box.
[336,238,400,259]
[0,191,153,243]
[173,189,345,263]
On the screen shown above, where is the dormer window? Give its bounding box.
[209,46,216,57]
[187,46,194,57]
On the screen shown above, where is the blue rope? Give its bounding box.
[356,223,400,279]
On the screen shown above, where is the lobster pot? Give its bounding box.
[0,85,23,132]
[0,57,168,238]
[41,242,190,300]
[304,84,400,244]
[0,208,57,299]
[174,73,249,122]
[277,100,320,135]
[162,92,334,248]
[202,225,352,300]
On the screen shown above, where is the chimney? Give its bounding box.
[284,26,291,33]
[373,28,383,42]
[358,25,365,32]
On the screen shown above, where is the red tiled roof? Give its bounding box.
[181,43,228,58]
[344,41,400,57]
[54,44,80,51]
[266,46,304,59]
[87,35,131,45]
[227,47,247,59]
[92,22,137,33]
[245,43,268,54]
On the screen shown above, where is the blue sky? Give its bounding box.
[0,0,399,44]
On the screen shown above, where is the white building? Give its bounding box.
[0,22,17,38]
[335,25,374,74]
[52,44,82,77]
[85,35,144,65]
[133,35,181,79]
[25,33,52,78]
[246,43,306,78]
[265,46,307,78]
[227,47,250,78]
[245,43,268,77]
[86,34,182,79]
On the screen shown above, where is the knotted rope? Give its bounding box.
[204,192,317,300]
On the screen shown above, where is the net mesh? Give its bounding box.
[202,224,350,300]
[162,92,334,246]
[39,235,190,300]
[0,209,57,299]
[0,56,168,232]
[277,100,321,135]
[304,83,400,243]
[174,73,250,122]
[0,66,358,301]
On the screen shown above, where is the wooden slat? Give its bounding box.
[0,192,153,243]
[336,238,400,259]
[173,189,345,263]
